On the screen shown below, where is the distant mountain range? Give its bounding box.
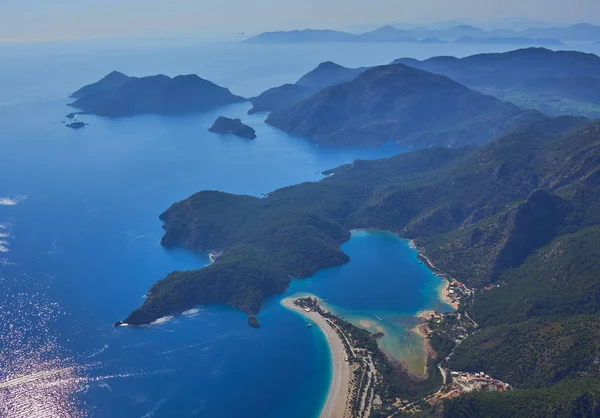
[266,63,540,147]
[70,72,245,117]
[245,23,600,44]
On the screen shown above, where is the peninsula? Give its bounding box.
[120,113,600,415]
[69,71,245,117]
[281,297,351,417]
[282,296,445,417]
[208,117,256,139]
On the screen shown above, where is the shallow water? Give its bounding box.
[288,230,452,375]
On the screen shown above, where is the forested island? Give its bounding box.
[69,71,245,117]
[125,113,597,322]
[208,117,256,139]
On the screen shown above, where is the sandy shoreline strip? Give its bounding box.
[437,277,459,309]
[281,296,351,418]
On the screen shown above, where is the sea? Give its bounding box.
[1,39,599,418]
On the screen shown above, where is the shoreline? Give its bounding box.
[411,240,459,376]
[411,310,439,376]
[436,277,459,310]
[411,239,459,310]
[281,296,351,418]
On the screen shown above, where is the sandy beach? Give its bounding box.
[410,320,437,377]
[437,277,459,309]
[281,297,351,418]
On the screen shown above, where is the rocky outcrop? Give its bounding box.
[208,117,256,139]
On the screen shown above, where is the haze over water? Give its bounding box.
[2,39,600,417]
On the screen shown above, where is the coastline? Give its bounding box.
[411,310,438,376]
[436,277,459,310]
[281,296,351,418]
[410,240,458,376]
[411,239,459,310]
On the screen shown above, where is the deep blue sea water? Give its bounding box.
[1,39,599,417]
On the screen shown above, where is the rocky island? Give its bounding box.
[69,71,245,117]
[208,117,256,139]
[66,121,88,129]
[247,315,260,328]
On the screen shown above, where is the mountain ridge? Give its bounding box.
[248,61,366,114]
[244,23,600,44]
[266,63,542,147]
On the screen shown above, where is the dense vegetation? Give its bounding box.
[395,48,600,117]
[123,114,600,416]
[108,96,600,418]
[70,72,244,117]
[442,376,600,417]
[470,226,600,327]
[126,115,598,324]
[266,63,540,147]
[449,314,600,388]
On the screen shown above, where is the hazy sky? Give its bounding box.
[3,0,600,41]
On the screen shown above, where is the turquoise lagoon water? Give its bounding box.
[288,230,452,375]
[2,40,599,417]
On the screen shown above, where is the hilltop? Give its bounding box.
[266,63,540,147]
[208,117,256,139]
[248,61,366,114]
[69,72,245,117]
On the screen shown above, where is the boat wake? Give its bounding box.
[87,344,109,359]
[0,195,27,206]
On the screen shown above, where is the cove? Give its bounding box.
[285,230,453,375]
